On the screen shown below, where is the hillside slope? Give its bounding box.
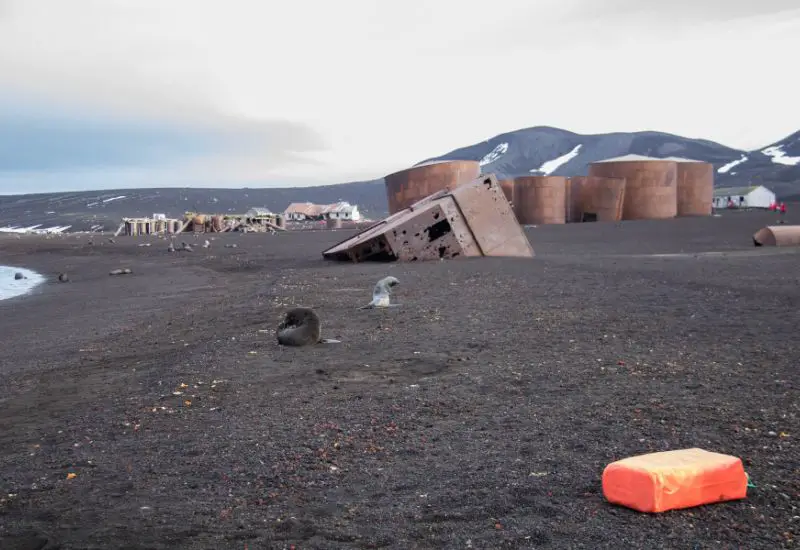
[1,127,797,232]
[419,126,800,197]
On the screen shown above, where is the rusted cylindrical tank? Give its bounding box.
[569,176,627,222]
[753,225,800,247]
[326,218,343,230]
[589,159,677,220]
[513,176,567,225]
[384,160,481,214]
[497,179,515,204]
[675,161,713,216]
[275,214,286,229]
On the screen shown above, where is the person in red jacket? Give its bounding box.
[769,201,777,211]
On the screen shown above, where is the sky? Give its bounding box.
[0,0,798,194]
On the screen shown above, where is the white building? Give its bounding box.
[712,185,776,209]
[245,207,273,218]
[321,201,361,221]
[284,201,361,221]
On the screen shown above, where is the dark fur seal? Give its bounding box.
[276,308,341,347]
[14,272,24,280]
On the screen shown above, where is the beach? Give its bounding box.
[0,212,797,549]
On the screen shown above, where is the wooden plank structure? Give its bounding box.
[119,217,182,236]
[117,211,287,236]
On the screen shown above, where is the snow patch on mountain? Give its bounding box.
[479,143,508,166]
[530,144,582,175]
[761,146,800,166]
[718,155,748,174]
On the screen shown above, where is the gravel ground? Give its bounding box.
[0,209,797,549]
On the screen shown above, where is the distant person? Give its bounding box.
[739,196,745,209]
[769,201,777,211]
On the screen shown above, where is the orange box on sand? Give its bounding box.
[602,448,748,513]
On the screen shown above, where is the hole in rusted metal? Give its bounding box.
[425,219,452,242]
[438,246,448,258]
[582,212,598,223]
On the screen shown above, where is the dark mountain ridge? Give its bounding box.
[1,127,797,232]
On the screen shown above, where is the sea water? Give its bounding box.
[0,265,46,301]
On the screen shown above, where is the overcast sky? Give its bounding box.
[0,0,798,193]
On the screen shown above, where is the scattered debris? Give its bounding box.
[224,244,238,249]
[752,225,800,247]
[57,273,69,283]
[109,268,132,276]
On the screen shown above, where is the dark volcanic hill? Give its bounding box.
[1,126,798,232]
[418,126,800,198]
[0,183,388,233]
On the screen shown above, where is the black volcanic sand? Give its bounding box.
[0,211,798,550]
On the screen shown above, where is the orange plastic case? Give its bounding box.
[602,448,748,513]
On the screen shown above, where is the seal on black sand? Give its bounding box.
[359,276,400,309]
[276,307,341,347]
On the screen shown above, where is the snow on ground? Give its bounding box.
[479,143,509,166]
[102,195,127,203]
[761,146,800,166]
[718,155,748,174]
[0,225,71,234]
[530,144,582,175]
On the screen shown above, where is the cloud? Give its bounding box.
[567,0,800,23]
[0,0,798,193]
[0,94,328,174]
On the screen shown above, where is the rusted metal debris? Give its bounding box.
[322,174,534,263]
[753,225,800,247]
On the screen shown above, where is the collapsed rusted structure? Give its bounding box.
[753,225,800,247]
[497,179,515,204]
[384,160,481,215]
[322,174,534,263]
[589,155,678,220]
[567,176,626,223]
[513,176,567,225]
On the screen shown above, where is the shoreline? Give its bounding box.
[0,265,47,301]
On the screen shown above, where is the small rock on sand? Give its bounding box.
[14,272,24,280]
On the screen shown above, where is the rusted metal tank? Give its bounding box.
[753,225,800,247]
[669,159,714,216]
[568,176,626,222]
[589,156,677,220]
[384,160,481,215]
[326,218,343,229]
[497,179,515,205]
[513,176,567,225]
[276,214,286,229]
